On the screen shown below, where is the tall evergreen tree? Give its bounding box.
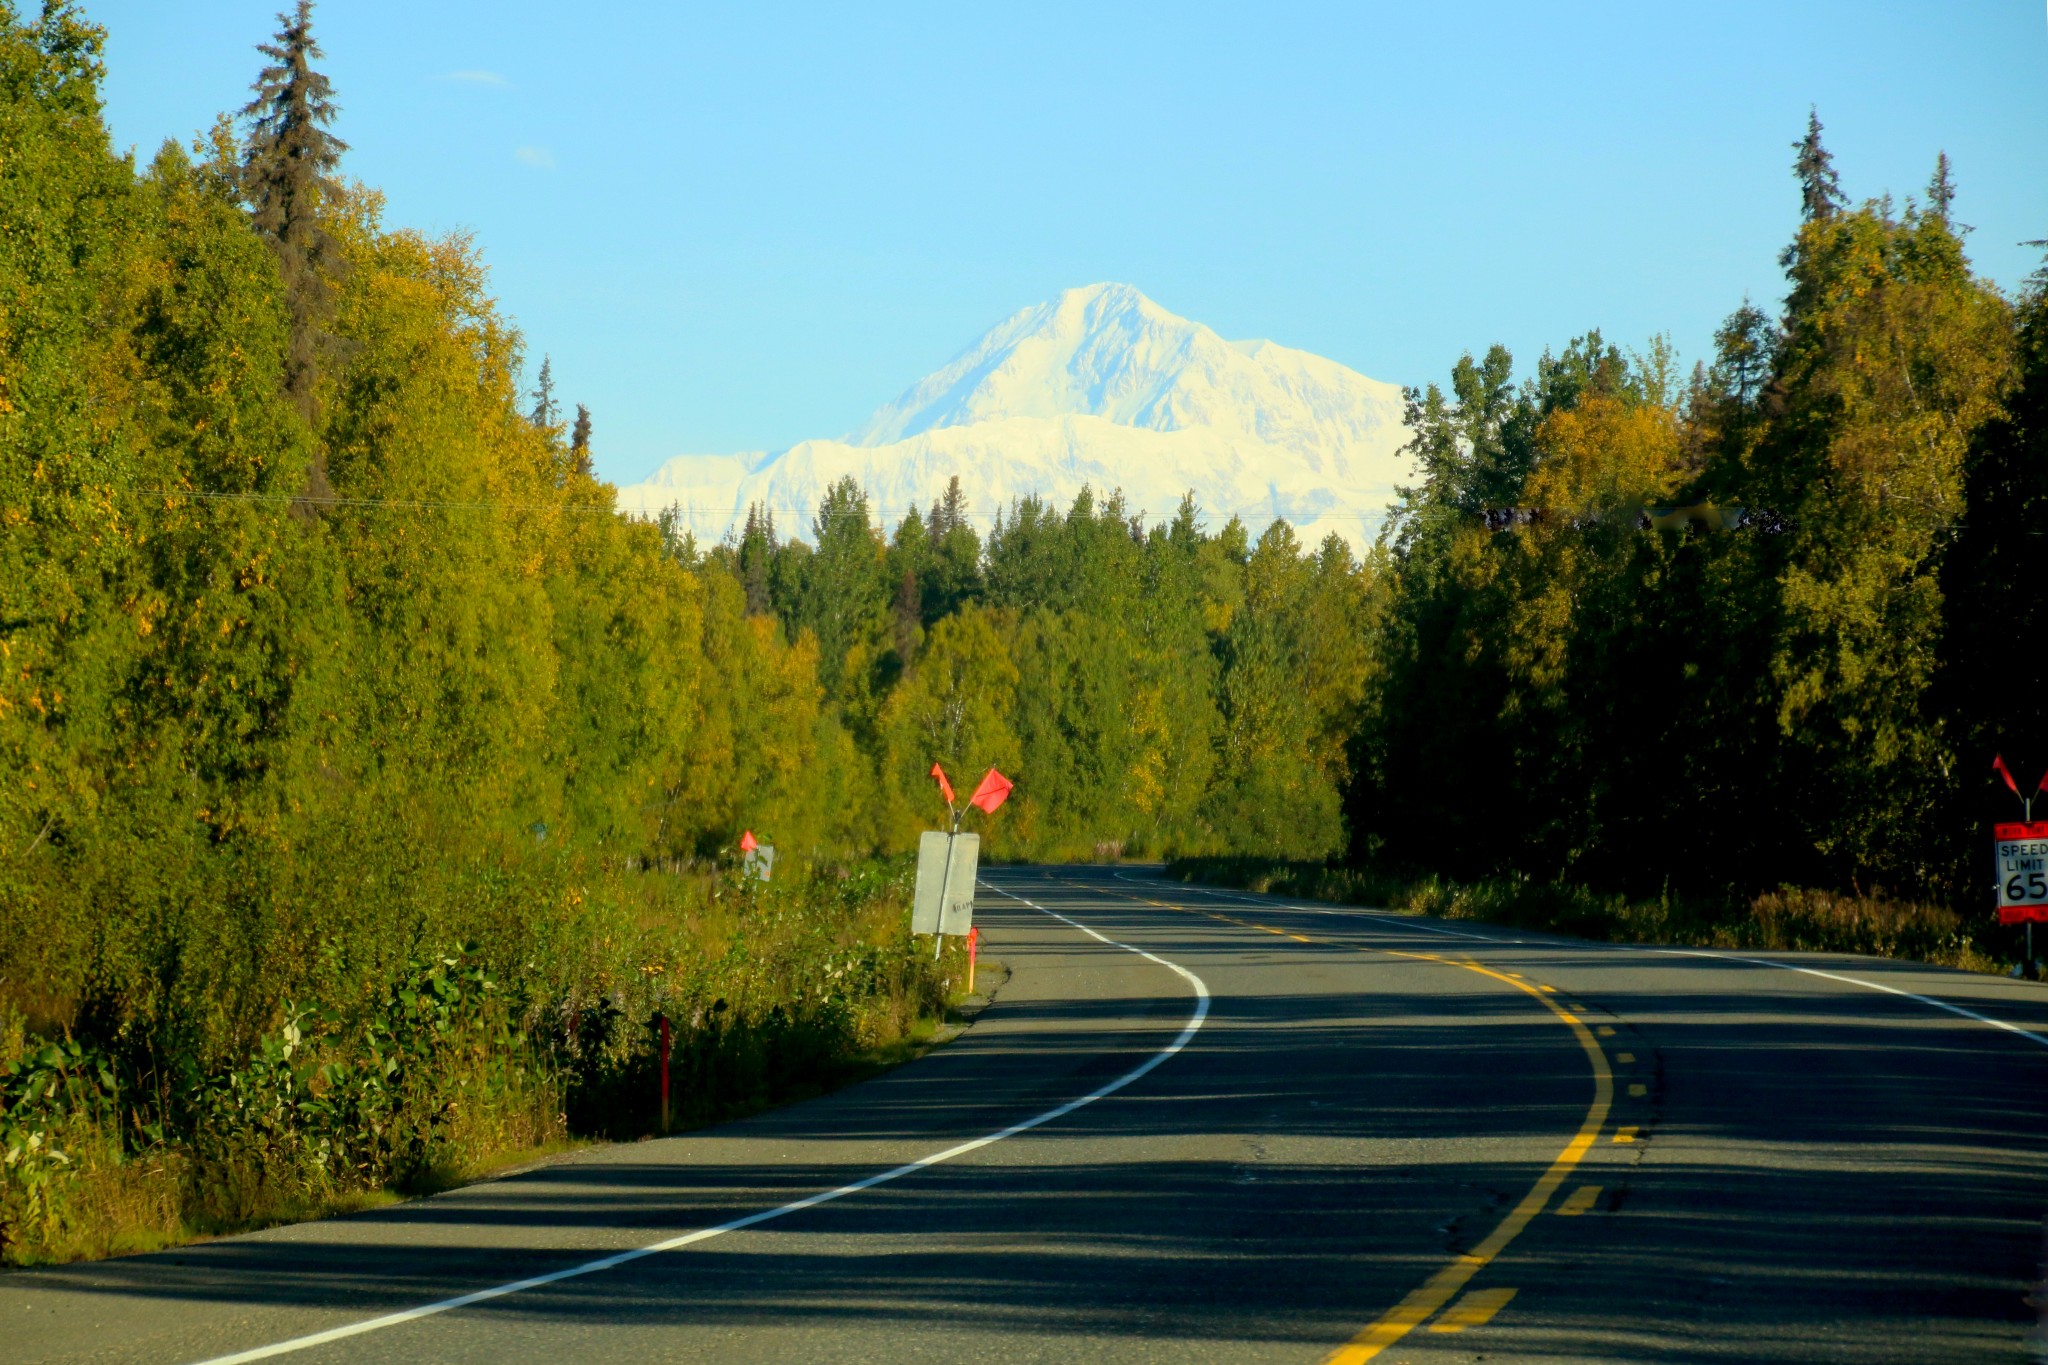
[569,402,592,477]
[922,476,983,623]
[737,503,775,618]
[1926,151,1956,221]
[1792,107,1844,225]
[240,0,346,504]
[891,568,921,669]
[1710,300,1777,408]
[800,477,886,693]
[529,354,558,430]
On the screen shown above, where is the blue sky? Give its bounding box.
[86,2,2048,487]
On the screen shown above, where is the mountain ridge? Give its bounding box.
[616,284,1410,549]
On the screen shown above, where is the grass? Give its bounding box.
[0,855,975,1267]
[1,934,999,1269]
[1166,857,2017,977]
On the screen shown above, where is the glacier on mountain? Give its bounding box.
[613,283,1411,551]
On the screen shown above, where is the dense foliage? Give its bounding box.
[0,5,949,1262]
[702,482,1371,861]
[1,0,2040,1266]
[1351,115,2042,912]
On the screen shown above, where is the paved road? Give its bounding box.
[6,866,2048,1363]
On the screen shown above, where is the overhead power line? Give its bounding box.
[134,487,1400,527]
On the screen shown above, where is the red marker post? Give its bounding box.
[658,1014,672,1134]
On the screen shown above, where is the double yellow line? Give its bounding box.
[1078,879,1615,1361]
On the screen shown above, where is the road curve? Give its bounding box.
[4,866,2047,1363]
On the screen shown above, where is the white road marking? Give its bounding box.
[1118,871,2048,1051]
[189,884,1210,1365]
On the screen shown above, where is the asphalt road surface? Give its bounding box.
[6,866,2048,1364]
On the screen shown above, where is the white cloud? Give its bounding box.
[515,146,557,170]
[443,69,511,87]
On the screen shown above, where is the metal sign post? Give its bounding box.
[913,764,1007,964]
[912,828,978,948]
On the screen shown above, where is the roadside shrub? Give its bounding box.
[1169,857,2011,974]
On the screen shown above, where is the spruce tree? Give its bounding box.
[891,568,921,668]
[1792,107,1844,224]
[1710,300,1777,407]
[569,403,592,477]
[802,477,886,693]
[738,503,774,617]
[240,0,346,505]
[529,355,558,430]
[1926,151,1955,222]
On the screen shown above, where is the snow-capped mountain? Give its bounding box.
[614,283,1410,551]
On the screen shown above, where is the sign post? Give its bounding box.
[1996,820,2048,970]
[739,829,773,882]
[914,764,1011,962]
[1992,755,2048,974]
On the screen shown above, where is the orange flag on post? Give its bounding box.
[969,768,1013,814]
[930,763,955,806]
[1996,755,2023,798]
[739,830,758,853]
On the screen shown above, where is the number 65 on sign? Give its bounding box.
[1995,821,2048,922]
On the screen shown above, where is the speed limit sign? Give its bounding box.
[1995,821,2048,923]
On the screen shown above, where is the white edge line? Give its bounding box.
[1118,870,2048,1050]
[191,883,1210,1365]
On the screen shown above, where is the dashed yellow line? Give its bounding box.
[1556,1184,1602,1216]
[1320,952,1613,1363]
[1429,1286,1518,1332]
[1074,878,1616,1363]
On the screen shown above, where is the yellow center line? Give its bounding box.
[1556,1183,1602,1216]
[1429,1285,1518,1332]
[1064,877,1614,1363]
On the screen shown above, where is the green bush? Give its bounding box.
[1168,856,2008,975]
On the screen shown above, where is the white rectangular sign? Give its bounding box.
[912,830,979,936]
[939,833,978,937]
[1996,820,2048,916]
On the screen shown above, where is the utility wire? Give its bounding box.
[137,486,1399,526]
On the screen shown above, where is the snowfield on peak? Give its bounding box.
[614,283,1411,550]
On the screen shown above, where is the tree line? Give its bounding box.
[2,0,2040,1260]
[0,2,952,1259]
[1352,114,2044,910]
[674,478,1370,862]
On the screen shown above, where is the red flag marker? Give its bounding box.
[930,763,955,806]
[969,768,1013,814]
[739,830,758,853]
[1996,755,2024,798]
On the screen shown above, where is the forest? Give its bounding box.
[0,3,1365,1260]
[1350,119,2044,915]
[2,0,2044,1262]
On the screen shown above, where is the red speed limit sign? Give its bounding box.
[1995,821,2048,922]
